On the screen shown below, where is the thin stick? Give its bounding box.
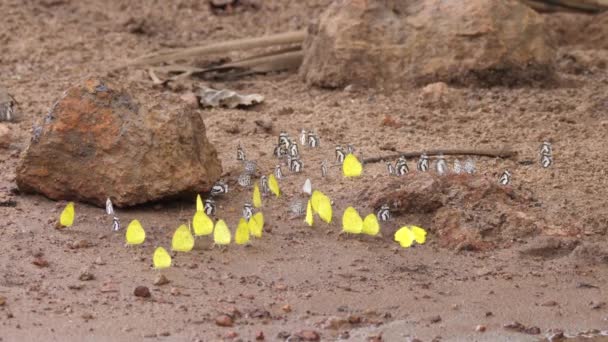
[116,30,306,70]
[362,148,517,164]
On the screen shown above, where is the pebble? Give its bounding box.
[0,124,11,148]
[429,315,442,324]
[296,330,320,341]
[224,331,238,339]
[93,256,106,265]
[0,295,6,306]
[475,325,486,332]
[170,287,180,296]
[78,269,95,281]
[100,282,119,293]
[134,286,151,298]
[69,239,92,249]
[282,304,292,313]
[255,331,265,340]
[215,314,234,327]
[153,274,170,286]
[32,257,49,268]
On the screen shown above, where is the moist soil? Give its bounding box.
[1,1,608,341]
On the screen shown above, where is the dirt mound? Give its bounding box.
[362,172,545,250]
[300,0,555,89]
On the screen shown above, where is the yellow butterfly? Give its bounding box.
[362,214,380,236]
[252,183,262,208]
[249,212,264,238]
[394,226,427,248]
[410,225,427,244]
[192,210,214,236]
[311,190,324,214]
[153,247,172,269]
[126,219,146,245]
[343,153,362,177]
[342,206,362,234]
[59,202,75,228]
[235,218,250,245]
[305,200,313,226]
[268,174,280,197]
[172,224,194,252]
[317,194,333,224]
[213,219,231,245]
[196,194,204,212]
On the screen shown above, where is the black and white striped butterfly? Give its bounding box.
[274,145,287,158]
[260,175,270,194]
[242,203,254,220]
[453,159,462,174]
[300,129,307,146]
[275,165,283,179]
[243,160,257,175]
[386,161,396,175]
[210,181,228,196]
[436,155,448,176]
[204,198,216,216]
[112,216,121,232]
[105,198,114,216]
[321,160,328,178]
[335,145,345,163]
[377,204,391,222]
[463,159,476,174]
[417,154,430,172]
[541,153,552,168]
[290,158,303,173]
[237,144,246,161]
[289,199,306,217]
[540,142,552,156]
[308,132,320,148]
[279,132,290,148]
[238,173,252,187]
[288,140,299,158]
[396,157,409,176]
[346,144,355,154]
[498,170,511,185]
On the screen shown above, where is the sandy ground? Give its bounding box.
[2,1,608,341]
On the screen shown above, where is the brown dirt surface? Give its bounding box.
[1,1,608,341]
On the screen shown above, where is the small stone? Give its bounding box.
[93,256,105,265]
[78,268,95,281]
[100,282,119,293]
[81,313,94,320]
[0,124,11,148]
[69,239,92,249]
[282,304,292,313]
[215,314,234,327]
[134,286,151,298]
[32,257,49,268]
[159,331,170,337]
[255,331,265,340]
[503,321,525,332]
[0,295,6,306]
[153,274,170,286]
[296,330,320,341]
[541,300,558,307]
[475,325,486,332]
[524,326,541,335]
[347,315,362,324]
[224,331,238,339]
[68,284,85,290]
[429,315,442,324]
[170,287,180,296]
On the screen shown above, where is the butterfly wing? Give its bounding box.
[248,215,263,238]
[394,226,414,248]
[172,224,194,252]
[303,178,312,195]
[342,207,363,234]
[193,211,214,236]
[343,153,363,177]
[305,200,314,226]
[235,218,250,245]
[410,225,427,244]
[196,194,203,212]
[126,219,146,245]
[213,219,231,245]
[153,247,172,269]
[268,174,281,197]
[362,214,380,236]
[60,202,75,227]
[318,195,333,224]
[253,183,262,208]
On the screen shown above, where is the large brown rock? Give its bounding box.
[16,79,222,207]
[300,0,555,89]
